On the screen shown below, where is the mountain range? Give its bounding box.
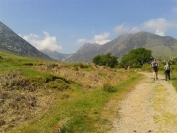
[1,21,177,62]
[64,32,177,62]
[41,49,70,61]
[0,21,50,59]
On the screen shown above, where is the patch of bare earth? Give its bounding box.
[109,72,177,133]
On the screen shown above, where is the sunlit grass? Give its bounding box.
[0,49,144,133]
[171,68,177,91]
[8,72,142,133]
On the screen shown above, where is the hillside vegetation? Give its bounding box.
[0,49,143,133]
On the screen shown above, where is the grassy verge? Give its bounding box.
[8,72,143,133]
[171,71,177,91]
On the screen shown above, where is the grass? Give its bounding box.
[7,71,142,133]
[0,49,144,133]
[0,49,64,84]
[170,65,177,91]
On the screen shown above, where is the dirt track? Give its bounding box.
[109,72,177,133]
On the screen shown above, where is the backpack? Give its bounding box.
[165,64,170,70]
[152,61,158,68]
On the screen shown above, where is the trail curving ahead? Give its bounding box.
[109,72,177,133]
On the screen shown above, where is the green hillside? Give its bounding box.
[0,49,144,133]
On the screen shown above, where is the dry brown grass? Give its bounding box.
[0,62,134,132]
[34,62,128,90]
[0,72,60,132]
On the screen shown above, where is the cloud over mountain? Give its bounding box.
[20,31,62,52]
[77,32,111,45]
[114,18,177,37]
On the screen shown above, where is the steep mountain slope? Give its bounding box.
[65,32,177,62]
[0,21,50,59]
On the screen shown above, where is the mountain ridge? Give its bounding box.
[1,21,177,62]
[64,31,177,62]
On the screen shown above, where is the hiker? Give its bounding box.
[164,62,171,81]
[150,59,159,81]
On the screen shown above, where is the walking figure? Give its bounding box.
[150,59,159,81]
[164,62,171,81]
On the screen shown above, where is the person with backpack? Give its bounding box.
[150,59,159,81]
[164,62,171,81]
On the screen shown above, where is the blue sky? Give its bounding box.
[1,0,177,54]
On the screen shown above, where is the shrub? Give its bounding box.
[102,82,117,92]
[119,48,152,68]
[92,53,118,68]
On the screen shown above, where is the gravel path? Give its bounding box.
[109,72,177,133]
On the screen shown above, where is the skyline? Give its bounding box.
[1,0,177,54]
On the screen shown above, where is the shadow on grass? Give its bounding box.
[171,78,177,80]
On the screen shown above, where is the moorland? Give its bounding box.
[0,49,177,133]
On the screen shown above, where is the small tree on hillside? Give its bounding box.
[92,53,118,68]
[120,48,152,68]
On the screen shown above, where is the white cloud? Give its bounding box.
[21,31,62,52]
[93,32,111,45]
[155,29,165,36]
[77,38,87,44]
[94,32,109,41]
[77,18,177,46]
[77,32,111,45]
[114,18,177,36]
[95,40,110,45]
[142,18,177,36]
[114,24,130,34]
[114,24,141,35]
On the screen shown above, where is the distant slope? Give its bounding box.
[65,32,177,62]
[0,21,50,59]
[64,43,100,62]
[41,49,71,61]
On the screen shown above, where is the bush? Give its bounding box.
[92,53,118,68]
[119,48,152,68]
[102,82,117,92]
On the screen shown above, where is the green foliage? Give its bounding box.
[102,82,117,92]
[171,71,177,91]
[8,72,142,133]
[68,62,93,71]
[92,53,118,68]
[161,56,177,65]
[120,48,152,68]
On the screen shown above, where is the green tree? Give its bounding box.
[120,48,152,68]
[92,55,102,65]
[92,53,118,68]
